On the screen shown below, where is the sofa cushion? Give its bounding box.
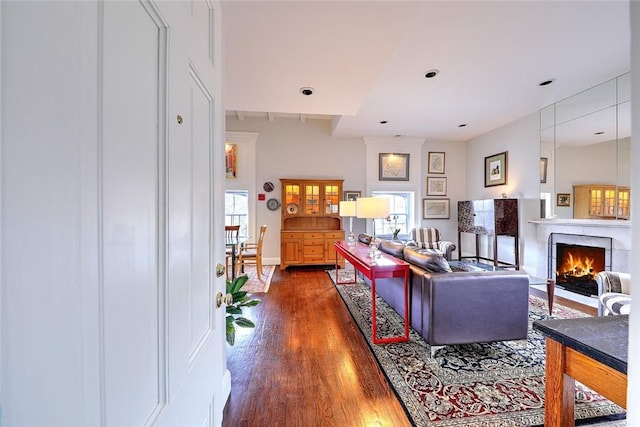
[403,247,452,273]
[378,240,405,259]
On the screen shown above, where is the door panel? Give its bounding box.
[102,2,162,424]
[188,68,214,357]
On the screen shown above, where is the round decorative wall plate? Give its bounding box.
[263,181,275,192]
[266,198,280,211]
[286,203,298,214]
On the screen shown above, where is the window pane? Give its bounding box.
[371,191,414,236]
[225,190,249,236]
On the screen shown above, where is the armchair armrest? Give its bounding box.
[437,240,456,261]
[596,271,631,316]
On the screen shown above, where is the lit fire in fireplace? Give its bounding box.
[550,238,609,297]
[556,251,598,281]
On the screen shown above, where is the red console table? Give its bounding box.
[334,241,410,344]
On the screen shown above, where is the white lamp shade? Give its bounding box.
[356,197,391,219]
[339,200,357,217]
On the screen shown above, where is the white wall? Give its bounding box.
[225,116,468,262]
[225,117,364,264]
[464,112,542,274]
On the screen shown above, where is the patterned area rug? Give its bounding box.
[327,269,626,426]
[236,265,275,293]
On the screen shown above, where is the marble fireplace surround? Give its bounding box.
[529,219,631,305]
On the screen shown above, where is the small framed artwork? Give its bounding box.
[426,177,447,196]
[427,151,445,174]
[423,198,450,219]
[484,151,508,187]
[379,153,410,181]
[225,143,237,179]
[344,190,361,201]
[540,157,548,184]
[557,193,571,207]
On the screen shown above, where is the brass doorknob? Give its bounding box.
[216,292,233,308]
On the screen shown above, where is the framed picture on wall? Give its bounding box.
[423,198,450,219]
[484,151,508,187]
[426,177,447,196]
[379,153,410,181]
[427,151,445,174]
[557,193,571,207]
[225,143,237,179]
[540,157,548,184]
[344,190,361,201]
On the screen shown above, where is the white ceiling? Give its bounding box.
[222,1,630,142]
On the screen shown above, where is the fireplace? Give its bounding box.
[555,243,605,296]
[548,233,612,298]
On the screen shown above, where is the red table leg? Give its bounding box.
[371,273,410,344]
[334,252,356,285]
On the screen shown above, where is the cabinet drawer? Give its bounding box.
[282,232,303,240]
[303,232,324,239]
[303,246,323,256]
[324,231,344,239]
[303,239,323,246]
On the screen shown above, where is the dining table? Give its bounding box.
[226,236,248,280]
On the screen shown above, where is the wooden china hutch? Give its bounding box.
[279,178,345,270]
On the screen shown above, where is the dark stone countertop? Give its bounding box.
[533,315,628,374]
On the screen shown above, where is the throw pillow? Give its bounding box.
[378,240,405,259]
[403,247,452,273]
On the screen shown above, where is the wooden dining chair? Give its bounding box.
[225,225,241,280]
[236,225,267,280]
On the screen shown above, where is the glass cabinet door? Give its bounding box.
[304,184,320,215]
[603,188,617,216]
[589,189,603,215]
[324,184,339,214]
[284,184,300,214]
[618,189,630,217]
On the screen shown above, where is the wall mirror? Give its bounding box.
[540,73,631,220]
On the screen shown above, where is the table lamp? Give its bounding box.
[339,200,357,246]
[356,197,391,256]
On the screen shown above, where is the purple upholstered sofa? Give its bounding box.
[361,238,530,355]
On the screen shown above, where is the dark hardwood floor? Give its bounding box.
[222,266,596,426]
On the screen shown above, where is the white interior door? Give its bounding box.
[0,1,228,425]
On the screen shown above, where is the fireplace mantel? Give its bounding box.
[529,219,631,229]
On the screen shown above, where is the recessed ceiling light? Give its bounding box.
[379,120,388,124]
[458,123,467,128]
[299,87,314,96]
[539,79,555,86]
[424,69,439,79]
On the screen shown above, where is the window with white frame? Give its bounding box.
[225,190,249,237]
[371,191,414,237]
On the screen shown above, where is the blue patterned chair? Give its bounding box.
[408,227,456,261]
[596,271,631,316]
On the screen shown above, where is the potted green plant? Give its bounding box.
[225,275,261,346]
